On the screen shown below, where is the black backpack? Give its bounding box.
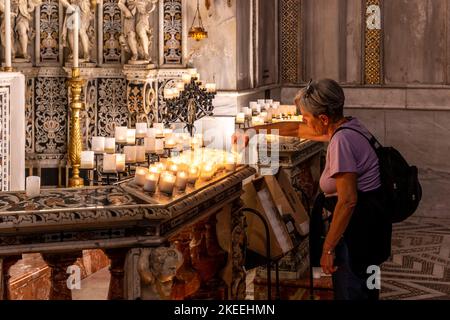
[333,126,422,223]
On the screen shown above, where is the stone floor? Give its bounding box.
[75,169,450,300]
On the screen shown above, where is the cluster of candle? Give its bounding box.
[132,149,239,195]
[236,100,301,127]
[165,69,217,100]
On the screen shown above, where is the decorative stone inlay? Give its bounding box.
[162,0,183,65]
[97,78,128,137]
[364,0,383,84]
[103,0,123,63]
[34,77,68,154]
[0,88,10,191]
[25,78,35,154]
[39,0,60,64]
[280,0,302,84]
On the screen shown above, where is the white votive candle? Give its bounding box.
[136,146,146,163]
[144,137,155,152]
[103,154,117,173]
[175,171,188,191]
[134,167,148,186]
[200,164,215,181]
[116,154,126,172]
[187,166,199,184]
[168,164,178,174]
[236,113,245,124]
[124,146,137,163]
[92,137,105,153]
[136,123,148,138]
[144,173,159,193]
[155,139,165,154]
[115,126,128,144]
[80,151,95,169]
[127,129,136,145]
[225,156,237,172]
[147,128,156,138]
[159,172,176,195]
[105,137,116,154]
[26,176,40,198]
[165,137,177,149]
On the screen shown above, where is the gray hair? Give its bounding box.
[294,79,345,122]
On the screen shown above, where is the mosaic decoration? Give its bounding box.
[39,0,60,63]
[280,0,302,84]
[103,0,122,63]
[97,78,128,137]
[380,217,450,300]
[162,0,183,65]
[0,88,10,191]
[25,78,35,154]
[35,78,68,154]
[364,0,383,84]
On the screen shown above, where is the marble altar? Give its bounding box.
[0,164,255,300]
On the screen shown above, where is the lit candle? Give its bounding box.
[242,107,252,117]
[116,154,126,172]
[149,165,161,179]
[187,166,200,184]
[175,171,188,191]
[225,155,236,172]
[155,139,164,154]
[153,123,164,131]
[26,176,40,198]
[182,73,191,84]
[104,137,116,154]
[273,102,280,109]
[92,136,105,153]
[200,164,215,181]
[4,0,11,69]
[136,123,148,138]
[154,162,166,173]
[72,5,79,68]
[134,167,148,186]
[144,137,155,152]
[168,163,178,174]
[143,173,159,193]
[163,129,173,138]
[127,129,136,145]
[257,99,266,105]
[165,137,177,149]
[136,146,146,163]
[189,68,197,76]
[103,154,117,173]
[159,172,176,195]
[236,113,245,124]
[124,146,137,163]
[147,128,156,138]
[266,99,274,105]
[260,112,268,123]
[80,151,95,169]
[115,126,127,144]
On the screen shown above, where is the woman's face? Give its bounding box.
[300,105,329,136]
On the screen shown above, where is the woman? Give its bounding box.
[235,79,391,300]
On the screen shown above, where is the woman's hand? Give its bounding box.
[320,251,338,275]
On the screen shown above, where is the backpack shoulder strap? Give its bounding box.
[331,126,382,152]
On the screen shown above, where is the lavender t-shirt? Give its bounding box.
[320,118,381,195]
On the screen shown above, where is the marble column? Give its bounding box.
[0,255,21,300]
[42,252,82,300]
[104,248,128,300]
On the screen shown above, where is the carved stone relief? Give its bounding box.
[97,78,128,137]
[34,77,68,154]
[0,88,10,191]
[25,78,35,154]
[103,0,122,63]
[162,0,182,65]
[39,0,59,63]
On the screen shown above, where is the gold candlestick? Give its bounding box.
[68,67,85,188]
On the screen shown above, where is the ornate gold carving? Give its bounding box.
[364,0,382,84]
[68,68,85,188]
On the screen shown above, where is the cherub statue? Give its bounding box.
[118,0,158,63]
[0,0,41,61]
[137,247,183,300]
[61,0,96,62]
